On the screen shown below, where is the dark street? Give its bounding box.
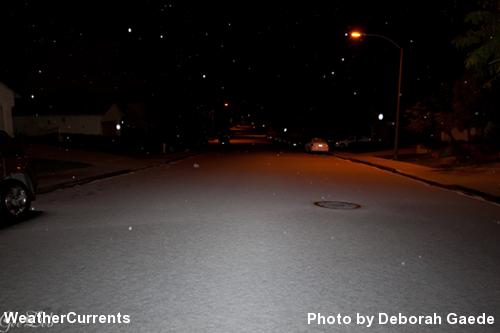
[1,135,499,332]
[1,1,500,331]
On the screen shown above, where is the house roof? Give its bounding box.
[0,82,14,94]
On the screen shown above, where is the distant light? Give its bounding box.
[283,128,288,132]
[341,57,345,62]
[30,94,35,99]
[224,102,229,107]
[202,74,206,79]
[350,31,362,39]
[378,113,384,120]
[116,124,121,131]
[160,34,164,39]
[127,27,132,33]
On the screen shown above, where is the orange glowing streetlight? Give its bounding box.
[350,31,363,39]
[348,29,403,160]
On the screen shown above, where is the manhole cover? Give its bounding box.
[314,201,361,210]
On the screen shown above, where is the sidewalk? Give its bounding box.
[335,150,500,204]
[25,144,197,194]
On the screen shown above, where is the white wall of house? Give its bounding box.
[0,82,15,137]
[14,104,123,137]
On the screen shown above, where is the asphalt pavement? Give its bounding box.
[1,143,499,332]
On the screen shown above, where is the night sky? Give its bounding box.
[0,1,473,137]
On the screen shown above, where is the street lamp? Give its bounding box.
[349,30,403,160]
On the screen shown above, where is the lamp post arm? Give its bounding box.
[363,33,402,49]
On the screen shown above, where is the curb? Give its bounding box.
[334,154,500,205]
[36,152,199,194]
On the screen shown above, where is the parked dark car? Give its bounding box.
[0,131,36,222]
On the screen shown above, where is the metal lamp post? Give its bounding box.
[350,31,403,160]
